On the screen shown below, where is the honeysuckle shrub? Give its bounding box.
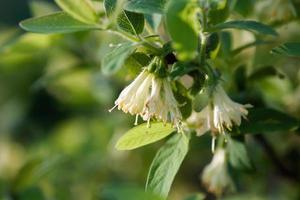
[0,0,299,199]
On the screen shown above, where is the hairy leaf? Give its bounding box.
[20,12,102,34]
[146,133,189,198]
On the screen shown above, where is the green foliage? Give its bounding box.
[19,12,102,33]
[104,0,117,17]
[125,0,167,14]
[146,133,189,198]
[54,0,99,24]
[116,122,175,150]
[101,185,164,200]
[165,0,199,61]
[211,20,278,36]
[3,0,300,199]
[170,62,198,80]
[238,108,299,134]
[102,42,137,74]
[117,10,145,35]
[207,0,236,25]
[227,136,254,171]
[271,42,300,57]
[234,0,255,17]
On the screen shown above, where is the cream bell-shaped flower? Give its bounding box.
[142,77,182,129]
[202,148,233,196]
[212,84,252,133]
[109,69,152,116]
[187,84,251,135]
[110,69,182,129]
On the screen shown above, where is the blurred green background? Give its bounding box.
[0,0,300,200]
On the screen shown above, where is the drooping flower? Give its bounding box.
[212,84,252,132]
[201,148,233,196]
[110,69,182,129]
[187,84,251,136]
[109,69,153,116]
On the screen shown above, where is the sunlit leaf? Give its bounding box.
[116,122,175,150]
[20,12,102,34]
[125,0,167,14]
[55,0,99,24]
[29,0,58,17]
[165,0,199,61]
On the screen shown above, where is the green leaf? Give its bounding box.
[117,10,145,35]
[271,42,300,57]
[125,0,167,14]
[104,0,117,17]
[146,133,189,198]
[170,62,198,80]
[55,0,99,24]
[231,40,273,56]
[124,52,151,75]
[20,12,102,34]
[234,0,255,17]
[102,42,137,75]
[227,136,254,171]
[145,14,162,32]
[166,0,199,61]
[29,0,58,17]
[239,108,299,134]
[206,32,220,59]
[210,20,278,36]
[207,0,236,25]
[116,122,175,150]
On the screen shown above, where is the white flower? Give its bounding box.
[187,84,251,136]
[109,69,153,116]
[212,85,252,133]
[202,148,233,196]
[110,69,182,129]
[142,77,182,129]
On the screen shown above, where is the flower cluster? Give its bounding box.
[188,84,251,136]
[110,69,182,129]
